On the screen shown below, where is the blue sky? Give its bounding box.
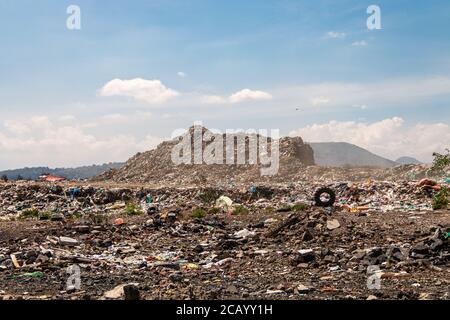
[0,0,449,169]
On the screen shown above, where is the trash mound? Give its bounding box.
[95,126,447,186]
[95,126,315,185]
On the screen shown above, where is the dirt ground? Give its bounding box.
[0,201,448,300]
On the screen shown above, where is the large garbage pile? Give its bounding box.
[96,126,316,185]
[95,126,448,186]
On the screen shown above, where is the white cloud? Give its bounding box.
[229,89,273,103]
[0,116,164,169]
[4,120,30,135]
[59,115,76,122]
[100,111,153,124]
[201,89,273,105]
[201,95,228,104]
[273,76,450,109]
[29,116,52,129]
[161,113,173,119]
[101,113,128,122]
[325,31,346,39]
[310,96,330,106]
[290,117,450,162]
[177,71,187,78]
[351,40,368,46]
[99,78,179,105]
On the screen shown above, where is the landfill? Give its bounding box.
[0,175,448,300]
[0,128,449,300]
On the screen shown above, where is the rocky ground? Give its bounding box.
[0,181,448,300]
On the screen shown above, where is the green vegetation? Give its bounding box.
[124,202,144,216]
[71,212,82,219]
[232,205,249,216]
[276,204,292,212]
[292,203,310,211]
[433,187,449,210]
[20,208,40,219]
[192,207,207,218]
[38,211,51,220]
[197,189,219,204]
[431,149,450,175]
[20,208,53,220]
[208,207,221,215]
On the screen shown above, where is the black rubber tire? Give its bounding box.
[314,187,336,207]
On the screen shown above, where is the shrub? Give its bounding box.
[124,202,144,216]
[38,211,52,220]
[430,149,450,176]
[20,208,40,219]
[208,207,221,215]
[232,205,249,216]
[433,187,449,210]
[192,207,207,218]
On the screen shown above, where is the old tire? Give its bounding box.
[314,187,336,207]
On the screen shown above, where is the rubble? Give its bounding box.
[0,156,448,300]
[326,219,341,230]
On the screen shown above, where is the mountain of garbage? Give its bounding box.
[95,126,447,186]
[96,126,315,185]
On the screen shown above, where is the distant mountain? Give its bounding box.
[309,142,397,168]
[395,156,422,165]
[0,163,125,181]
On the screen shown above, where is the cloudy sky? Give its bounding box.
[0,0,449,170]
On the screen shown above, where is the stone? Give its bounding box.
[73,225,90,233]
[326,219,340,230]
[50,213,64,221]
[294,249,315,263]
[59,237,78,246]
[104,283,139,300]
[123,284,140,300]
[297,284,311,294]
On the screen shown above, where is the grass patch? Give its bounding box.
[264,206,276,213]
[38,211,52,220]
[208,207,221,215]
[71,212,82,219]
[197,189,218,204]
[20,208,40,219]
[292,203,310,211]
[232,205,249,216]
[124,202,144,216]
[192,207,207,218]
[276,205,292,212]
[20,208,54,220]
